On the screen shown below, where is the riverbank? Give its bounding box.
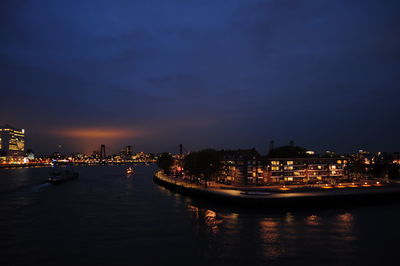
[0,163,51,169]
[0,162,153,169]
[154,171,400,207]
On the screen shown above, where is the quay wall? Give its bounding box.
[154,171,400,208]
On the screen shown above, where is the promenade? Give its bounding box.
[154,171,400,204]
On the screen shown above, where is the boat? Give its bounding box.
[126,167,134,175]
[48,169,79,184]
[240,191,272,196]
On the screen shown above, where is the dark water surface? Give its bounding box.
[1,165,399,266]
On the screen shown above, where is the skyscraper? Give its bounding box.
[0,125,25,160]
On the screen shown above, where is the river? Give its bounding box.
[1,165,399,265]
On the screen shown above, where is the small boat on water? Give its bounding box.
[126,167,134,175]
[240,191,272,196]
[48,169,79,184]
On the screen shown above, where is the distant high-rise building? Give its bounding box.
[0,125,25,160]
[126,146,132,157]
[120,145,133,159]
[100,144,106,160]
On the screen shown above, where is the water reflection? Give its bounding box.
[181,197,360,265]
[187,205,224,234]
[334,213,356,241]
[260,218,280,243]
[337,213,354,224]
[305,214,321,227]
[1,166,393,266]
[259,218,283,259]
[285,212,294,225]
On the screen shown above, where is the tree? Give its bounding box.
[184,149,221,187]
[268,146,307,158]
[157,152,174,175]
[183,152,201,179]
[346,160,366,179]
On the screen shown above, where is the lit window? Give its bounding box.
[287,161,293,165]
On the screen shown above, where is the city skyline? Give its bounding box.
[1,123,398,156]
[2,0,400,154]
[2,2,400,265]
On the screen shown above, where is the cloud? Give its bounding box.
[54,128,142,139]
[1,0,400,153]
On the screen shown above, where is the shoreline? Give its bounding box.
[154,171,400,207]
[0,162,154,169]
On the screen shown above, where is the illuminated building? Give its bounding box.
[126,145,132,157]
[218,149,267,185]
[218,149,348,186]
[120,145,133,159]
[267,157,347,183]
[0,125,25,161]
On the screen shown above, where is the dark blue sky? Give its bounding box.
[1,0,400,154]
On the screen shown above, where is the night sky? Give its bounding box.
[1,0,400,155]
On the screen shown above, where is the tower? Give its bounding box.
[100,144,106,160]
[126,145,132,157]
[269,140,274,153]
[0,125,25,160]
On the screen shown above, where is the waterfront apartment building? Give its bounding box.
[218,149,267,186]
[267,157,347,184]
[0,125,25,161]
[217,148,348,186]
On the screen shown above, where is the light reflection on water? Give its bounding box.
[187,205,224,234]
[259,218,283,260]
[333,213,356,241]
[180,198,359,264]
[305,214,321,226]
[1,166,399,266]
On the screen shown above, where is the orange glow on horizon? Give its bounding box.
[53,128,142,139]
[45,127,145,154]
